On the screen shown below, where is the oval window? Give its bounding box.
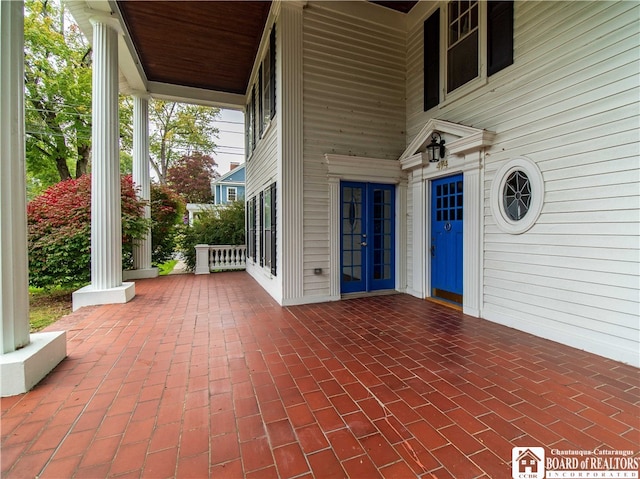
[503,170,531,221]
[491,157,544,234]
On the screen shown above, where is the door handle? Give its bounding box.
[431,245,435,257]
[361,242,368,247]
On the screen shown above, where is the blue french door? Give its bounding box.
[341,182,395,293]
[431,174,463,303]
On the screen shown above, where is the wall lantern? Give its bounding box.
[427,132,446,163]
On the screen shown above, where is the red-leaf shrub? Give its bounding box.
[28,174,149,288]
[166,153,217,204]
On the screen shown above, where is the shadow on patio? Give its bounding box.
[1,272,638,478]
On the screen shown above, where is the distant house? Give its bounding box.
[211,162,245,206]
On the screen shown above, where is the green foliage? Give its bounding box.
[150,183,185,265]
[157,260,178,276]
[121,176,151,269]
[23,0,134,196]
[167,153,217,204]
[24,0,92,185]
[149,100,220,183]
[29,286,74,331]
[178,201,246,271]
[27,175,149,288]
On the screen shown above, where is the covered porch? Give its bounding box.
[2,273,638,478]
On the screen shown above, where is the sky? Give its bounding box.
[213,109,245,175]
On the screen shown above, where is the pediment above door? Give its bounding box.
[399,119,495,171]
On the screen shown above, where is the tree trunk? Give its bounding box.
[158,139,168,184]
[76,144,90,178]
[56,155,72,181]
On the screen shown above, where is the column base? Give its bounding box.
[123,267,158,281]
[1,332,67,397]
[72,282,135,312]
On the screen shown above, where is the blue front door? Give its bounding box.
[341,182,395,293]
[431,174,463,303]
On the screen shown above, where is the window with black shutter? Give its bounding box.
[263,186,272,271]
[247,197,256,261]
[424,9,440,111]
[245,98,252,159]
[258,65,264,138]
[424,1,514,102]
[447,0,479,93]
[269,26,276,120]
[259,191,264,267]
[487,1,514,76]
[269,182,277,276]
[251,86,257,150]
[262,41,271,129]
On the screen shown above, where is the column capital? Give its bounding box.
[130,90,151,100]
[88,11,124,35]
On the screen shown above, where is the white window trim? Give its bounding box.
[227,187,237,202]
[439,0,488,107]
[263,185,272,271]
[490,157,544,235]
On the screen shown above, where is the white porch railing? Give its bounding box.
[194,244,247,274]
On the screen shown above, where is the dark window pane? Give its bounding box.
[269,27,276,119]
[424,9,440,111]
[448,29,478,92]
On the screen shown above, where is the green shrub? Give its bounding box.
[27,175,149,288]
[150,183,185,265]
[179,200,245,271]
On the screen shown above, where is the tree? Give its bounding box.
[166,153,218,204]
[24,0,92,187]
[27,175,149,288]
[23,0,135,198]
[149,100,220,184]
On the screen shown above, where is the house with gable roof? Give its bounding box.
[211,162,245,206]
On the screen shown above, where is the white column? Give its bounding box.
[396,180,408,293]
[0,0,65,396]
[125,94,157,280]
[409,171,426,298]
[278,2,304,305]
[328,177,341,300]
[462,155,483,317]
[72,18,134,311]
[0,0,29,355]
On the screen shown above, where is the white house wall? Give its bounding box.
[405,1,639,365]
[302,1,407,300]
[245,116,280,298]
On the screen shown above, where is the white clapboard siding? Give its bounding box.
[245,119,279,278]
[485,267,638,304]
[405,0,639,365]
[245,120,278,198]
[302,2,406,298]
[484,241,639,265]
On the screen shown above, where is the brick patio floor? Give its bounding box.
[1,272,638,478]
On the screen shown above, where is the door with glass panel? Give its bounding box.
[341,182,395,294]
[431,174,464,304]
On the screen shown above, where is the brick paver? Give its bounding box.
[1,272,638,478]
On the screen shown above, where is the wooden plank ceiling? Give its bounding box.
[117,1,417,96]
